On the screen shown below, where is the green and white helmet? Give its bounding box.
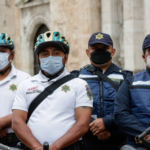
[34,31,69,55]
[0,33,15,50]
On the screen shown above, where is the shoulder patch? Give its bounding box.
[85,85,93,100]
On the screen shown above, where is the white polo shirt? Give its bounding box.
[0,64,31,133]
[13,68,93,145]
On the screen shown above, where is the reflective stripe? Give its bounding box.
[132,81,150,85]
[91,115,97,119]
[79,74,124,80]
[79,74,98,78]
[107,74,124,80]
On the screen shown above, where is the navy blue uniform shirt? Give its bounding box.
[114,68,150,144]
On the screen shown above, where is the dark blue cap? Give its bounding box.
[88,32,113,47]
[142,34,150,50]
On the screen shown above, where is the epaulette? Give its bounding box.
[122,69,133,74]
[70,69,81,77]
[70,69,80,73]
[122,69,133,78]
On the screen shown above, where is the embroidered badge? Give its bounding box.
[9,84,17,91]
[86,85,93,100]
[95,33,103,40]
[110,78,121,83]
[61,85,70,93]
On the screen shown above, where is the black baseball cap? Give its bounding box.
[142,34,150,51]
[88,32,113,47]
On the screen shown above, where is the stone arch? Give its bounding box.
[33,24,49,75]
[22,15,50,75]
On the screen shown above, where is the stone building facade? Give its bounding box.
[0,0,149,75]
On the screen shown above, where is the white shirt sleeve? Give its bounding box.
[75,79,93,108]
[12,81,28,112]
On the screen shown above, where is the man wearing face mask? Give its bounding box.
[114,35,150,150]
[0,33,31,147]
[12,31,93,150]
[71,32,133,150]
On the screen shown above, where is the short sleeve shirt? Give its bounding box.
[13,68,93,145]
[0,64,31,133]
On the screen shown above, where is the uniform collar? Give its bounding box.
[104,63,122,76]
[8,64,17,79]
[31,68,69,83]
[146,67,150,75]
[0,64,17,85]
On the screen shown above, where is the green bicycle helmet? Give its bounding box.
[34,31,69,55]
[0,33,15,50]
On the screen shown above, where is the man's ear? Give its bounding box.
[86,49,90,57]
[111,48,116,57]
[9,50,15,61]
[65,54,68,64]
[142,54,146,63]
[37,56,40,64]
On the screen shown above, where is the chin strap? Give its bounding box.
[41,66,65,81]
[0,63,11,75]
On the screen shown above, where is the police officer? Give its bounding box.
[71,32,133,150]
[114,34,150,149]
[12,31,93,150]
[0,33,31,147]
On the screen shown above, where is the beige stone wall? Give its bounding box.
[123,0,145,73]
[0,0,21,69]
[50,0,101,72]
[1,0,148,74]
[19,1,50,75]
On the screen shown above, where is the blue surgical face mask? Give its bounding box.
[147,55,150,67]
[0,52,10,70]
[40,55,64,75]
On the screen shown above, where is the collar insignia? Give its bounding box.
[86,85,93,100]
[119,70,122,73]
[9,84,17,91]
[95,33,103,40]
[61,85,70,93]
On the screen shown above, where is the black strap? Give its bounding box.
[85,65,120,91]
[27,74,75,123]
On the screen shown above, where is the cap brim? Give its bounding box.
[144,45,150,50]
[89,41,112,46]
[36,41,67,54]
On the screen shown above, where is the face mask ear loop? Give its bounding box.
[8,52,13,63]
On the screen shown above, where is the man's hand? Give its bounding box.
[0,115,12,130]
[49,144,59,150]
[89,118,105,135]
[96,130,111,140]
[12,110,42,150]
[49,106,92,149]
[0,128,8,138]
[0,118,4,130]
[145,134,150,141]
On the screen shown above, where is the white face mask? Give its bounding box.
[146,55,150,67]
[0,52,10,70]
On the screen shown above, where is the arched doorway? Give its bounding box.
[33,24,49,75]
